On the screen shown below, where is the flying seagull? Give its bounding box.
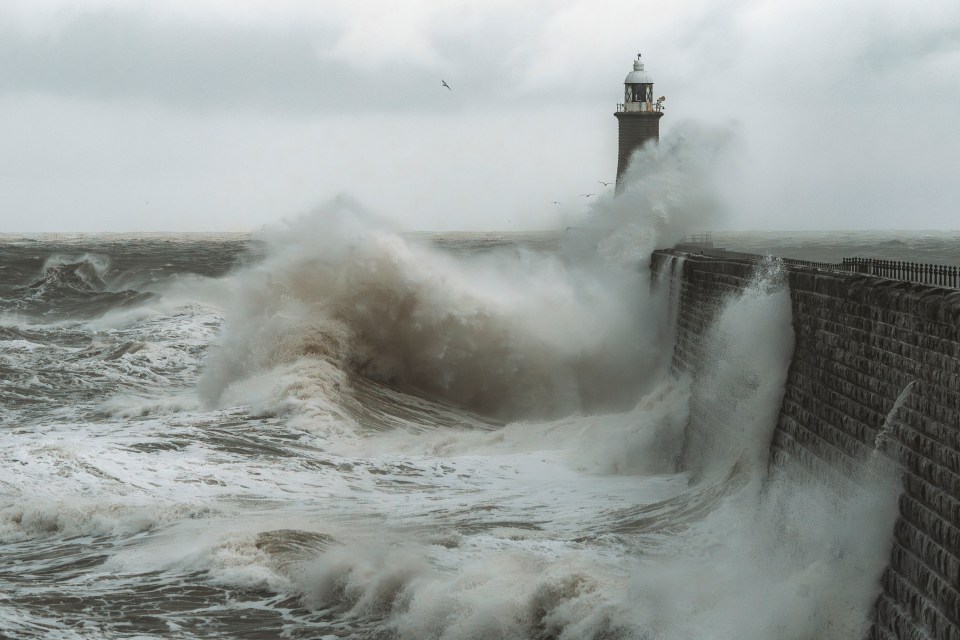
[598,181,612,187]
[580,193,595,198]
[552,201,562,205]
[441,80,452,91]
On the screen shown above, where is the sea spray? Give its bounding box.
[650,254,686,378]
[201,122,743,424]
[617,260,901,640]
[874,380,917,452]
[620,458,901,640]
[585,120,740,258]
[194,254,895,640]
[680,257,794,482]
[186,130,899,637]
[199,197,666,423]
[0,228,939,639]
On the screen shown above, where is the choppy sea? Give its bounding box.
[0,224,940,639]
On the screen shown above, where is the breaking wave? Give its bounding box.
[0,126,902,639]
[199,200,665,422]
[6,254,153,318]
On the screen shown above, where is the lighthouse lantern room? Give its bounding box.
[614,53,665,189]
[622,58,654,111]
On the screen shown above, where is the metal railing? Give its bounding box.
[840,257,960,288]
[673,235,721,254]
[667,234,960,289]
[678,232,713,245]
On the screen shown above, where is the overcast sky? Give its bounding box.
[1,0,958,232]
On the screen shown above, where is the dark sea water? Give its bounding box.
[714,230,960,265]
[0,226,921,639]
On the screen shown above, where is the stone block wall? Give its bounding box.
[614,111,663,185]
[651,250,960,640]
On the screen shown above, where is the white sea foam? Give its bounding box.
[48,254,894,639]
[0,126,904,638]
[199,198,666,423]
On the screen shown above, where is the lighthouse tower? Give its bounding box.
[614,54,664,191]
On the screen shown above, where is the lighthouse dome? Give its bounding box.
[624,60,652,84]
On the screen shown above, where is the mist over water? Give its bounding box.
[0,129,902,638]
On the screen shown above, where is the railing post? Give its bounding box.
[834,256,958,289]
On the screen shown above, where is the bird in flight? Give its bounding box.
[598,181,612,187]
[552,201,562,205]
[441,80,452,90]
[580,193,595,198]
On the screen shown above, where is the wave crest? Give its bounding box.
[9,254,153,317]
[200,200,661,420]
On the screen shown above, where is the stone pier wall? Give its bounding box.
[651,250,960,640]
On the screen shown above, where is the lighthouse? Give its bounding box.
[614,54,664,191]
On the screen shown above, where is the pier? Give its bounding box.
[653,248,960,640]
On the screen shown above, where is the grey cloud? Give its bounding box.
[858,24,960,71]
[1,11,323,111]
[0,8,534,114]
